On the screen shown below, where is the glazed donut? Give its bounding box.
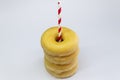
[44,49,79,64]
[41,26,79,57]
[44,56,78,73]
[45,63,78,78]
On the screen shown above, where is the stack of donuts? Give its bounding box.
[41,26,79,78]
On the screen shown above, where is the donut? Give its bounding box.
[44,49,79,64]
[45,63,78,78]
[41,26,79,57]
[44,56,78,73]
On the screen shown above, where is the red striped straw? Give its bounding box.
[57,1,62,42]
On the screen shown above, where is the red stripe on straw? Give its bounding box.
[58,2,60,4]
[58,7,61,15]
[58,18,61,24]
[58,27,62,33]
[57,35,62,41]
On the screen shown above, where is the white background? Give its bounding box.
[0,0,120,80]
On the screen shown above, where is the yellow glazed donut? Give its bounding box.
[44,57,78,73]
[41,26,79,56]
[45,63,78,78]
[44,49,79,64]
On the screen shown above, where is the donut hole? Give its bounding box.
[55,36,64,42]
